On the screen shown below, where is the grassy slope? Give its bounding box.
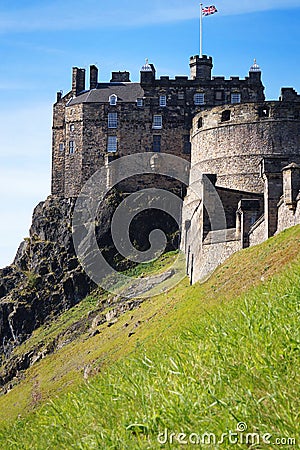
[0,226,299,448]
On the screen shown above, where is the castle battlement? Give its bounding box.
[50,52,300,285]
[52,55,265,198]
[191,100,300,194]
[182,91,300,283]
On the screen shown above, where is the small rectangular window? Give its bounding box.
[59,143,64,151]
[70,124,75,132]
[137,98,143,107]
[197,117,203,128]
[153,135,161,152]
[221,110,231,122]
[107,136,117,152]
[258,106,270,118]
[69,140,75,154]
[108,112,118,128]
[178,92,185,100]
[183,135,191,154]
[153,115,162,129]
[215,91,223,101]
[159,95,167,107]
[194,93,205,105]
[231,93,241,104]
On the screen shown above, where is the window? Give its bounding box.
[178,91,185,100]
[153,115,162,129]
[194,93,205,105]
[221,110,231,122]
[108,112,118,128]
[109,94,117,105]
[107,136,117,152]
[59,143,64,151]
[258,106,270,118]
[159,95,167,107]
[231,93,241,104]
[215,91,223,101]
[137,98,143,107]
[197,117,203,128]
[69,140,75,154]
[70,124,75,132]
[153,135,161,152]
[183,135,191,154]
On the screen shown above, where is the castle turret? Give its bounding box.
[72,67,86,96]
[140,59,156,85]
[249,59,262,83]
[189,55,213,80]
[89,65,98,90]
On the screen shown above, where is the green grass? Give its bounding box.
[1,251,179,363]
[0,227,299,448]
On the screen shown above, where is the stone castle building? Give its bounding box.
[182,88,300,282]
[52,55,264,197]
[51,55,300,283]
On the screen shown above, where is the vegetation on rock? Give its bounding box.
[0,226,299,448]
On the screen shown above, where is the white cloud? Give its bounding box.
[0,103,52,158]
[218,0,300,15]
[0,0,299,33]
[0,103,51,268]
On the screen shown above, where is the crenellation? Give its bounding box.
[280,87,300,102]
[183,93,300,284]
[53,54,265,197]
[50,53,300,284]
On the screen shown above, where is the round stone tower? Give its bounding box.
[191,100,300,193]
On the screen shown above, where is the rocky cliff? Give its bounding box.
[0,192,179,386]
[0,196,97,362]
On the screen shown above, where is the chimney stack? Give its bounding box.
[90,65,98,89]
[72,67,86,96]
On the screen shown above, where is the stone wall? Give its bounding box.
[183,95,300,284]
[51,56,265,198]
[199,239,241,282]
[191,101,300,193]
[277,199,300,232]
[51,93,72,196]
[248,215,266,246]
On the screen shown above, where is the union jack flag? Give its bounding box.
[202,5,218,16]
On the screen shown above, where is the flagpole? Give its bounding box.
[200,3,203,57]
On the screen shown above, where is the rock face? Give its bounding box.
[0,191,179,368]
[0,196,97,360]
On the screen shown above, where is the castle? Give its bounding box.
[181,90,300,282]
[51,55,300,283]
[52,56,264,197]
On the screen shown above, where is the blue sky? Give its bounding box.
[1,0,300,268]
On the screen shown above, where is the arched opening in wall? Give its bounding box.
[221,110,231,122]
[258,106,270,118]
[197,117,203,128]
